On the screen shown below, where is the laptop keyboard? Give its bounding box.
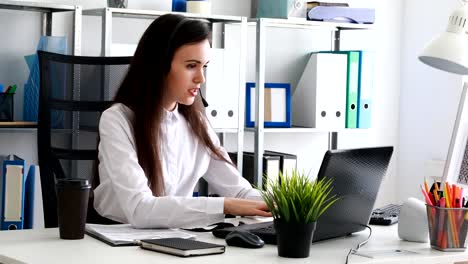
[247,222,276,244]
[251,225,275,233]
[369,204,401,225]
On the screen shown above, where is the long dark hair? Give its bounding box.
[113,14,230,196]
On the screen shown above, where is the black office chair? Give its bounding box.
[37,51,132,228]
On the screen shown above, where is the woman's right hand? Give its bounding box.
[223,198,272,217]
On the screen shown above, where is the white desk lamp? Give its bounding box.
[419,0,468,187]
[397,1,468,243]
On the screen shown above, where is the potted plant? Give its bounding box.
[260,170,339,258]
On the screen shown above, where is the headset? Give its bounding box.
[168,16,209,108]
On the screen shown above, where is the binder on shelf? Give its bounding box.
[201,48,240,129]
[228,152,280,189]
[344,51,361,129]
[264,150,297,177]
[1,155,26,230]
[23,165,42,229]
[292,52,347,129]
[321,50,361,128]
[246,82,291,128]
[357,50,374,129]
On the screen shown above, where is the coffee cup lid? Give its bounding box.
[56,178,90,188]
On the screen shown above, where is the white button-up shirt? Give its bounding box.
[94,103,260,228]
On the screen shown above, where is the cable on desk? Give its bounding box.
[345,225,372,264]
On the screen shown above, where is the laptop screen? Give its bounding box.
[313,146,394,241]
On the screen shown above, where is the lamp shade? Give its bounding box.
[419,5,468,75]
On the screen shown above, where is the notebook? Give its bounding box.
[212,146,394,244]
[85,224,196,246]
[140,238,225,257]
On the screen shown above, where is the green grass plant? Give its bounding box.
[260,170,339,223]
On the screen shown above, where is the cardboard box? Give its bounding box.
[254,0,307,19]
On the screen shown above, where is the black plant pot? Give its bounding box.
[274,219,316,258]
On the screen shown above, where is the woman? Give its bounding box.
[94,14,270,228]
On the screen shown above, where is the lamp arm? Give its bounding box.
[441,83,468,188]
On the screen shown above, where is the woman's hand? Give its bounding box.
[223,198,272,217]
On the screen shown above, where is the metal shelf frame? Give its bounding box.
[252,18,373,187]
[0,0,82,55]
[83,8,245,57]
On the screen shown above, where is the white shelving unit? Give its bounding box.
[83,8,248,177]
[0,0,82,182]
[251,18,374,187]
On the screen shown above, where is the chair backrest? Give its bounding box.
[37,51,132,228]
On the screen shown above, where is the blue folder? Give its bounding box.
[1,156,26,230]
[23,165,36,229]
[357,51,374,129]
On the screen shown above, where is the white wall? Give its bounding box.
[0,0,403,206]
[337,0,403,206]
[399,0,462,202]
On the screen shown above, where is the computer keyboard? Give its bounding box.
[369,204,401,225]
[250,224,275,234]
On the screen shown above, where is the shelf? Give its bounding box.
[214,128,239,134]
[245,127,370,133]
[0,121,36,128]
[0,0,77,12]
[248,17,374,30]
[0,121,37,132]
[246,127,326,133]
[83,8,244,23]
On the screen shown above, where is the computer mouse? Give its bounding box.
[225,230,265,248]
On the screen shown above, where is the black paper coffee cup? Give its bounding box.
[56,178,91,239]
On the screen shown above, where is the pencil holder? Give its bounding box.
[426,204,468,251]
[0,93,14,121]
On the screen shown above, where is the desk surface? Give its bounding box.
[0,225,467,264]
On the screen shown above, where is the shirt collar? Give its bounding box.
[163,103,180,122]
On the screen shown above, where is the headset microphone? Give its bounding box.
[199,89,209,107]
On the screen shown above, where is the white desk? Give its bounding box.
[0,225,467,264]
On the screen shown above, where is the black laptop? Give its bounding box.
[212,146,394,244]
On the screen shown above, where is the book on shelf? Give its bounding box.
[307,6,375,24]
[85,224,196,247]
[307,1,349,10]
[228,151,280,188]
[263,150,297,177]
